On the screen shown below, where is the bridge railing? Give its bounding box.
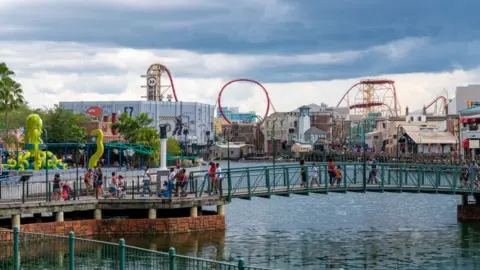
[0,228,273,269]
[191,162,480,198]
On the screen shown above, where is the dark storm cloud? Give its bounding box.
[1,0,479,82]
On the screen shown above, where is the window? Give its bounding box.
[294,121,298,128]
[417,116,422,121]
[410,116,414,122]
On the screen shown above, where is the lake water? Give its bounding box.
[99,161,480,269]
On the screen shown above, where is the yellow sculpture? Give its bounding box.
[1,113,68,171]
[88,129,104,169]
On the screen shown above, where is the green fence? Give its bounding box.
[189,162,480,199]
[0,228,273,270]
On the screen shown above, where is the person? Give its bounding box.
[178,168,188,197]
[215,163,224,195]
[309,163,320,187]
[109,172,118,198]
[92,166,99,191]
[174,169,184,196]
[84,168,92,196]
[207,162,216,193]
[368,157,378,184]
[300,160,307,187]
[335,166,342,187]
[141,166,152,197]
[96,167,104,196]
[53,173,62,201]
[328,159,335,186]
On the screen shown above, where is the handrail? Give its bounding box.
[0,227,273,270]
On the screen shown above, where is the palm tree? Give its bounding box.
[0,77,25,141]
[0,62,14,80]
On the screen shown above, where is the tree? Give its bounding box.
[41,105,87,143]
[112,112,155,142]
[166,138,181,155]
[0,63,25,139]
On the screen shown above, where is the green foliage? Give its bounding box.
[0,63,25,139]
[166,138,181,155]
[112,112,181,157]
[40,105,87,143]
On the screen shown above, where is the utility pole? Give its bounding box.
[271,121,276,184]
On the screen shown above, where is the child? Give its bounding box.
[335,166,342,187]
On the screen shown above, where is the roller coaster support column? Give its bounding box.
[362,121,367,192]
[223,128,232,201]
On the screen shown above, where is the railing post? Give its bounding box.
[132,180,135,199]
[227,171,232,201]
[69,232,75,270]
[119,238,125,270]
[137,175,140,193]
[22,181,25,203]
[246,168,251,197]
[169,247,176,270]
[238,258,246,270]
[265,168,271,194]
[13,226,19,270]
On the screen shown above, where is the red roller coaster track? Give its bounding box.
[217,78,271,125]
[336,79,400,116]
[146,63,178,102]
[425,96,447,111]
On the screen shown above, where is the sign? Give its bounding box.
[85,106,103,117]
[470,140,480,149]
[147,77,157,86]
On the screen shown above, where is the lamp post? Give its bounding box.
[44,129,48,201]
[223,128,232,199]
[272,121,276,169]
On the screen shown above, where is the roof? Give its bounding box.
[460,106,480,115]
[214,143,254,149]
[305,127,326,135]
[402,127,456,144]
[45,142,156,155]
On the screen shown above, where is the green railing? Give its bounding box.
[189,162,480,199]
[0,228,273,270]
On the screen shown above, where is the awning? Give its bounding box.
[460,114,480,123]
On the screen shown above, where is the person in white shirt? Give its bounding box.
[309,163,320,187]
[215,163,224,196]
[169,167,177,184]
[141,166,152,197]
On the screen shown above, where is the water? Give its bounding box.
[95,161,480,269]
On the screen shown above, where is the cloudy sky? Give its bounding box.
[1,0,479,114]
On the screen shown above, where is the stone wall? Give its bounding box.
[21,215,225,236]
[457,205,480,221]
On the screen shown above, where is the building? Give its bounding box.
[397,125,456,154]
[59,101,215,146]
[217,107,256,123]
[220,122,265,153]
[448,85,480,115]
[213,143,255,159]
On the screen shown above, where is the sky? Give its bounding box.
[1,0,480,115]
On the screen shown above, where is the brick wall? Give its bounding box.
[21,215,225,236]
[457,205,480,221]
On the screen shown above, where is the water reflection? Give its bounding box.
[98,192,480,269]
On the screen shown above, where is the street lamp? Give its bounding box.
[355,121,367,192]
[44,129,48,201]
[223,128,232,199]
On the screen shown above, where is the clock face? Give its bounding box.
[147,77,156,86]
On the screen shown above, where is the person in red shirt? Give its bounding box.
[327,159,335,186]
[208,162,216,193]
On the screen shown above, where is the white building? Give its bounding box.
[59,101,215,145]
[448,85,480,115]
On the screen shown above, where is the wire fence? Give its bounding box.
[0,228,273,270]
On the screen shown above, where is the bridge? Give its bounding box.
[189,162,479,199]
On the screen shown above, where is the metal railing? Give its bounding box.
[189,162,480,200]
[0,228,273,270]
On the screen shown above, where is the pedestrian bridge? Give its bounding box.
[188,162,479,200]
